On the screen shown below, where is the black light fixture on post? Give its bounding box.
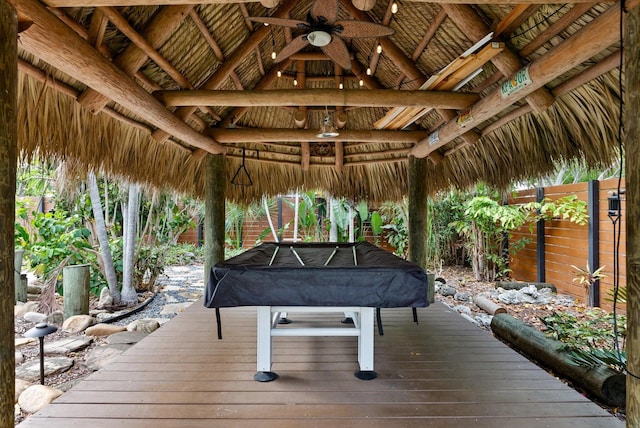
[24,322,58,385]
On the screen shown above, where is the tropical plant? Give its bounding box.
[571,263,607,305]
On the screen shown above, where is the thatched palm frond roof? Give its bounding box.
[11,0,633,203]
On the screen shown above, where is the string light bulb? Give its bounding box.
[271,51,277,60]
[366,67,372,76]
[359,79,364,87]
[376,44,383,54]
[391,2,398,13]
[339,82,344,90]
[277,70,282,78]
[293,78,298,86]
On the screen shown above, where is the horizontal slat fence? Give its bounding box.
[508,179,626,312]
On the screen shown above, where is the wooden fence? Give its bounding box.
[508,179,626,312]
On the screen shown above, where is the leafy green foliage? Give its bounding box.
[540,310,627,373]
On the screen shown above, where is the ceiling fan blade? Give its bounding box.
[275,34,310,62]
[321,37,352,70]
[310,0,339,24]
[247,16,308,29]
[334,21,395,38]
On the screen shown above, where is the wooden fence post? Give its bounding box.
[0,1,17,425]
[588,179,600,307]
[408,156,431,301]
[536,187,546,283]
[625,2,640,424]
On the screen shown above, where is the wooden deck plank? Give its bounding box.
[19,302,624,427]
[17,417,625,428]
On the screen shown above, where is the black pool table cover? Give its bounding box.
[204,242,428,308]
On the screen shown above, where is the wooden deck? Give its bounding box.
[20,301,624,427]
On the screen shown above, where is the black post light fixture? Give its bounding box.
[24,322,58,385]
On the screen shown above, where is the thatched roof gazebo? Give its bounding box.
[1,0,639,426]
[10,0,629,203]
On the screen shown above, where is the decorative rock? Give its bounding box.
[15,351,24,365]
[497,285,553,305]
[439,286,456,297]
[89,309,109,316]
[18,385,63,414]
[44,336,93,354]
[23,311,47,323]
[97,287,113,308]
[15,403,21,419]
[15,379,33,403]
[474,314,493,329]
[184,251,195,259]
[85,323,127,337]
[454,291,471,302]
[159,302,192,315]
[163,294,180,304]
[459,313,477,324]
[62,315,95,333]
[15,337,36,348]
[85,344,131,371]
[453,305,472,316]
[15,357,74,382]
[435,277,446,285]
[106,331,148,345]
[127,318,160,334]
[47,310,64,325]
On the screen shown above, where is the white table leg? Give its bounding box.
[358,307,374,371]
[257,306,272,372]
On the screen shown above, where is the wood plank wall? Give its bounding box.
[509,179,626,312]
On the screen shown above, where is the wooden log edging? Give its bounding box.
[491,313,626,407]
[474,292,507,315]
[495,281,557,293]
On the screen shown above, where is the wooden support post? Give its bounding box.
[626,2,640,424]
[408,156,429,294]
[204,154,226,285]
[536,187,545,283]
[0,1,17,425]
[587,179,600,307]
[63,265,90,318]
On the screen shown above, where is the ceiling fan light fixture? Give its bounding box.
[307,30,332,47]
[317,114,340,138]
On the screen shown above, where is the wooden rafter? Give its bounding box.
[77,5,194,114]
[411,0,634,158]
[10,0,224,154]
[152,0,298,143]
[493,4,540,38]
[441,3,556,114]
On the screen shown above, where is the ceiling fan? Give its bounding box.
[248,0,394,70]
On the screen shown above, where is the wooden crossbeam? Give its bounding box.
[207,128,429,143]
[156,89,479,109]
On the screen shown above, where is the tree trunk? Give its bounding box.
[0,2,17,425]
[626,3,640,424]
[88,171,120,304]
[121,183,139,305]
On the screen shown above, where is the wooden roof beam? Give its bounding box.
[411,0,636,158]
[518,3,597,58]
[9,0,224,154]
[493,5,540,38]
[156,89,479,109]
[40,0,612,5]
[77,5,194,113]
[441,4,555,113]
[208,128,429,143]
[152,0,298,143]
[479,50,621,138]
